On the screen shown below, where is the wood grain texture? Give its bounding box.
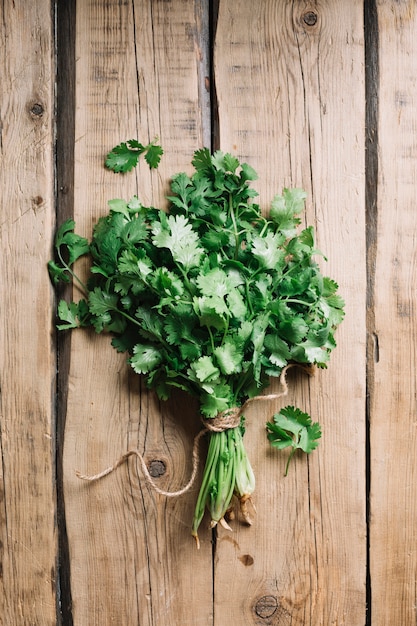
[0,0,57,623]
[370,2,417,624]
[3,0,416,623]
[64,1,212,624]
[213,2,366,624]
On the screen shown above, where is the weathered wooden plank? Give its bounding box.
[64,1,212,624]
[370,3,417,624]
[213,1,366,623]
[0,0,57,624]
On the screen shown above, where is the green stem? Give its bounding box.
[284,297,314,308]
[244,279,254,317]
[57,248,88,294]
[210,431,236,523]
[191,422,256,543]
[229,194,240,260]
[284,447,297,477]
[192,432,220,538]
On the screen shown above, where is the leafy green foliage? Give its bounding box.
[49,144,344,541]
[105,138,163,173]
[50,147,344,414]
[266,406,322,475]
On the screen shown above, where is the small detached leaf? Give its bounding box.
[266,405,321,476]
[105,138,163,173]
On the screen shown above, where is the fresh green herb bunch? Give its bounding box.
[49,148,344,544]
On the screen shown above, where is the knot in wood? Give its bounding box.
[254,595,278,619]
[29,102,44,117]
[303,11,318,26]
[147,459,166,478]
[203,407,242,432]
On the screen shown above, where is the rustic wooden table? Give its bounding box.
[1,1,415,624]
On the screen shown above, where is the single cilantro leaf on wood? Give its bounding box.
[266,405,322,476]
[105,138,163,173]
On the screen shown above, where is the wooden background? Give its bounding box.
[1,0,416,624]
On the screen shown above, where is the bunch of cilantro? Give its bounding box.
[49,147,344,544]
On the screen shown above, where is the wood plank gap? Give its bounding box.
[364,0,379,623]
[195,0,211,149]
[209,0,219,151]
[55,0,77,623]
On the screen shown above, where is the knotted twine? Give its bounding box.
[76,363,314,497]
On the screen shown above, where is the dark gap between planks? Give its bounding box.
[364,0,380,624]
[54,0,76,623]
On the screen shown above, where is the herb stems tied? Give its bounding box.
[49,144,344,544]
[191,422,255,548]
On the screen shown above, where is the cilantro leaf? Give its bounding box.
[48,219,89,286]
[105,138,163,173]
[105,141,145,173]
[199,383,233,417]
[214,339,243,375]
[152,214,204,269]
[189,355,220,386]
[144,143,164,169]
[130,344,163,374]
[191,147,213,173]
[54,219,89,260]
[266,406,321,475]
[251,232,285,269]
[270,188,306,237]
[48,260,71,285]
[56,299,90,330]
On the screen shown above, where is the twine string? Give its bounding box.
[76,429,207,498]
[76,363,313,496]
